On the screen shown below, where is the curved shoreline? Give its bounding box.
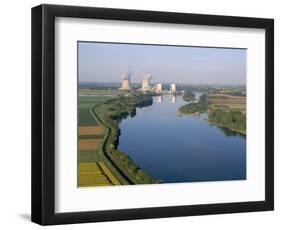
[207,120,246,136]
[91,97,158,185]
[178,109,246,136]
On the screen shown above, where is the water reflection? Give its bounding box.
[156,95,163,103]
[171,95,176,103]
[155,94,177,103]
[215,125,246,138]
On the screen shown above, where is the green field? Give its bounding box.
[79,89,123,96]
[79,95,114,103]
[79,108,99,126]
[78,95,111,126]
[79,150,103,162]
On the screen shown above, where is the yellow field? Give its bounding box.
[99,162,121,185]
[78,162,120,187]
[78,123,114,186]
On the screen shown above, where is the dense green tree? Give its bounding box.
[208,110,246,134]
[199,94,208,104]
[183,90,195,102]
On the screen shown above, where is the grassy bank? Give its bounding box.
[92,93,159,185]
[178,102,208,114]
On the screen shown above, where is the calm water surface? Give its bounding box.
[118,95,246,183]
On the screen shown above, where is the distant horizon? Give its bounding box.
[79,81,246,87]
[78,42,246,85]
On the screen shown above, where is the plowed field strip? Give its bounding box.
[79,126,105,135]
[79,139,102,150]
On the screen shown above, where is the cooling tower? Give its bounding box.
[120,72,131,90]
[141,74,152,92]
[155,83,162,93]
[170,83,176,93]
[142,79,150,91]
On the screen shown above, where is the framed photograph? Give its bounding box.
[31,4,274,225]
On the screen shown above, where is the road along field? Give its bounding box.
[78,93,127,187]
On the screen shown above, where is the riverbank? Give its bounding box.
[208,120,246,136]
[92,93,159,185]
[177,110,201,117]
[178,93,246,136]
[178,106,246,135]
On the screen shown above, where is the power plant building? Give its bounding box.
[170,83,176,93]
[141,74,152,92]
[155,83,162,93]
[121,72,179,95]
[120,72,131,90]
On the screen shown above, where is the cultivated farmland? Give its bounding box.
[79,126,105,135]
[78,162,120,187]
[78,93,131,187]
[79,139,103,150]
[78,94,117,187]
[207,93,246,113]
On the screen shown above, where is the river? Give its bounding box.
[118,95,246,183]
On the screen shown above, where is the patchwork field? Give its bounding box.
[78,94,123,187]
[208,93,246,112]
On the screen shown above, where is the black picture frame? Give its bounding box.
[31,4,274,225]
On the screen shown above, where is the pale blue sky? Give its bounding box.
[78,42,246,85]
